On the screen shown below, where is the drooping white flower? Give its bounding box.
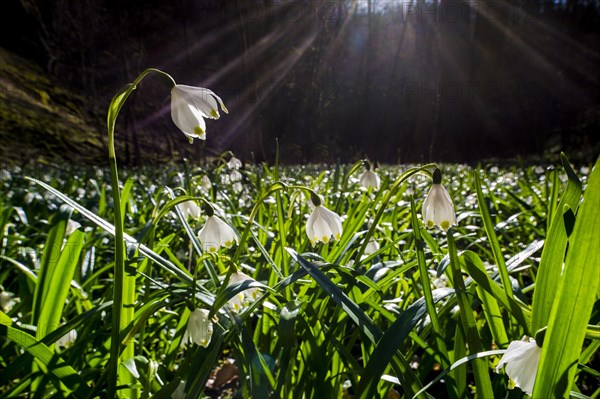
[220,173,231,185]
[232,182,243,194]
[364,238,380,256]
[227,156,242,169]
[422,168,456,231]
[56,329,77,349]
[198,215,237,252]
[171,84,228,143]
[306,204,343,245]
[171,380,187,399]
[229,170,243,182]
[200,175,212,193]
[227,271,260,312]
[359,170,381,189]
[432,275,448,289]
[65,219,81,237]
[182,309,213,348]
[178,200,201,220]
[495,337,542,395]
[0,291,17,312]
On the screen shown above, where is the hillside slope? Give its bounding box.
[0,47,105,166]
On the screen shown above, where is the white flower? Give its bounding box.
[0,291,17,312]
[200,175,212,193]
[56,329,77,348]
[422,169,456,231]
[229,170,243,182]
[227,271,260,312]
[170,84,228,143]
[171,380,186,399]
[364,239,380,256]
[198,215,237,252]
[495,337,542,395]
[182,309,213,348]
[178,200,201,220]
[232,182,243,194]
[432,275,448,289]
[306,204,343,245]
[220,173,231,185]
[65,219,81,236]
[228,156,242,169]
[359,170,380,189]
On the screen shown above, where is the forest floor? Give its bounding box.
[0,47,105,167]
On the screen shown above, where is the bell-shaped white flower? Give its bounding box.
[227,271,260,312]
[495,337,542,395]
[171,380,187,399]
[200,175,212,193]
[0,291,17,312]
[178,200,201,220]
[306,203,343,245]
[232,182,243,194]
[65,219,81,237]
[56,329,77,349]
[229,170,243,182]
[220,173,231,185]
[364,238,380,256]
[198,215,237,252]
[227,155,242,169]
[171,84,228,143]
[359,170,380,189]
[182,308,213,348]
[422,168,456,231]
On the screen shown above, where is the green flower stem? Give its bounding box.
[355,164,436,263]
[287,185,322,206]
[446,230,494,398]
[107,152,136,398]
[410,198,458,399]
[106,68,176,398]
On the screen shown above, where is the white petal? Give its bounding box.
[228,156,242,169]
[198,215,237,251]
[65,220,81,236]
[306,207,320,242]
[311,211,333,243]
[215,216,237,247]
[171,100,207,138]
[422,187,434,225]
[186,309,213,347]
[198,216,221,252]
[359,170,380,189]
[179,200,201,220]
[320,206,343,240]
[364,239,380,256]
[422,184,456,231]
[227,271,259,310]
[171,380,187,399]
[496,339,542,395]
[174,85,226,119]
[306,205,343,243]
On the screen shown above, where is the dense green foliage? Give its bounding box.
[0,157,598,398]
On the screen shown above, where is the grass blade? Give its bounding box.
[356,288,455,399]
[533,157,600,398]
[0,319,90,398]
[473,171,513,301]
[531,153,582,332]
[286,248,426,398]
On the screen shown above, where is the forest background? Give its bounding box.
[1,0,599,166]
